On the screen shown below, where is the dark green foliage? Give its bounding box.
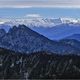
[0,48,80,79]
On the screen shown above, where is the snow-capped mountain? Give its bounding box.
[0,25,79,55]
[0,18,62,27]
[61,18,79,23]
[0,17,80,28]
[0,18,80,40]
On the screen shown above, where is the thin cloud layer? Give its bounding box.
[0,0,80,8]
[26,14,42,18]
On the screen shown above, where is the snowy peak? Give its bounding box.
[1,17,80,28]
[6,18,58,27]
[61,18,80,23]
[0,17,80,36]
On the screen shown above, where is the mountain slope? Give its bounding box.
[0,25,79,55]
[31,23,80,40]
[0,19,80,40]
[64,34,80,41]
[0,24,11,32]
[0,47,80,79]
[60,39,80,50]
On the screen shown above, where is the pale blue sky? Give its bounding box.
[0,0,80,19]
[0,8,80,19]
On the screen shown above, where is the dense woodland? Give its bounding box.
[0,48,80,79]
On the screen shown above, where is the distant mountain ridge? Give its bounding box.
[0,18,80,40]
[0,17,80,27]
[64,34,80,41]
[31,23,80,40]
[0,18,62,27]
[0,22,80,40]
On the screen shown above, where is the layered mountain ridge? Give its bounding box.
[0,25,79,55]
[0,18,80,40]
[63,34,80,41]
[0,17,80,27]
[0,18,80,79]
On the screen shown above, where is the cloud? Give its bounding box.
[0,0,80,8]
[25,14,42,18]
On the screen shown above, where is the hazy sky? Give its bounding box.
[0,0,80,18]
[0,0,80,8]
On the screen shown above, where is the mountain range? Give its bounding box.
[0,18,80,26]
[0,25,79,55]
[31,23,80,40]
[60,39,80,50]
[0,18,80,79]
[63,34,80,41]
[0,18,80,40]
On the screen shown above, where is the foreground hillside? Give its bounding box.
[0,48,80,79]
